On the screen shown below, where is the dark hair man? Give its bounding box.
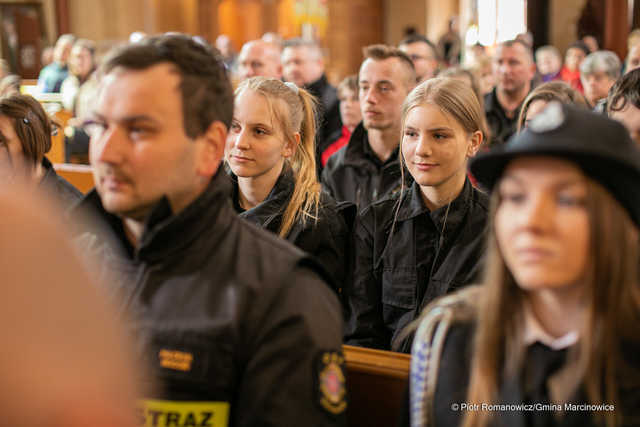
[282,38,342,173]
[322,44,416,210]
[608,68,640,145]
[398,34,439,83]
[484,39,536,145]
[75,34,346,427]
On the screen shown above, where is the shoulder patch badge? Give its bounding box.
[316,351,347,415]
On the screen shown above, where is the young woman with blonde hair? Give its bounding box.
[226,76,351,291]
[405,103,640,427]
[345,77,489,352]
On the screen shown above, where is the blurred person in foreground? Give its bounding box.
[0,180,141,427]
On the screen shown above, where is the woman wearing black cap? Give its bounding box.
[404,102,640,427]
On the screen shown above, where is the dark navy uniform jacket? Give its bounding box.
[74,169,348,427]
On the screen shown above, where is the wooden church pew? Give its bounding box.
[343,344,410,427]
[53,163,94,193]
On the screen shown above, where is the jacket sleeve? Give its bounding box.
[234,265,347,427]
[343,209,389,349]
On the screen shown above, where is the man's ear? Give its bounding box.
[196,121,227,177]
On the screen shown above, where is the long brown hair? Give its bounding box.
[461,177,640,427]
[235,77,320,237]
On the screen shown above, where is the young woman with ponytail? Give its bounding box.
[345,77,488,353]
[225,76,351,292]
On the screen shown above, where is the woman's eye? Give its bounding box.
[501,192,525,204]
[254,128,267,135]
[557,194,585,206]
[404,130,418,138]
[230,123,241,132]
[433,133,448,140]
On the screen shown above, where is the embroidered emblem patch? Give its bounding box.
[158,349,193,372]
[316,351,347,415]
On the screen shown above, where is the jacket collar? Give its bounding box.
[343,122,399,168]
[306,73,329,98]
[232,164,294,228]
[76,168,233,262]
[38,157,57,189]
[396,179,474,235]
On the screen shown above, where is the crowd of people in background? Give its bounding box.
[3,18,640,427]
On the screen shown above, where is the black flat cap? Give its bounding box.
[470,102,640,227]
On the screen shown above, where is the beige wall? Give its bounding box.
[549,0,588,54]
[68,0,152,51]
[384,0,426,45]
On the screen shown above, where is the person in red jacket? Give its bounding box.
[321,75,362,166]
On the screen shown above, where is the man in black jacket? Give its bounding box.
[76,34,346,427]
[322,44,416,211]
[282,38,341,173]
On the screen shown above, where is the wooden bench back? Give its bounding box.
[53,163,94,194]
[343,345,410,427]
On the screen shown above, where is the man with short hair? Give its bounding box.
[236,39,282,80]
[75,34,346,427]
[282,38,341,171]
[38,33,75,93]
[398,34,439,83]
[322,44,416,210]
[484,39,536,145]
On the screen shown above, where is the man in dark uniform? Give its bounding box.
[75,34,347,427]
[484,39,535,145]
[322,44,416,211]
[282,38,342,174]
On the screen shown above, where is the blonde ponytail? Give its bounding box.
[236,77,321,237]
